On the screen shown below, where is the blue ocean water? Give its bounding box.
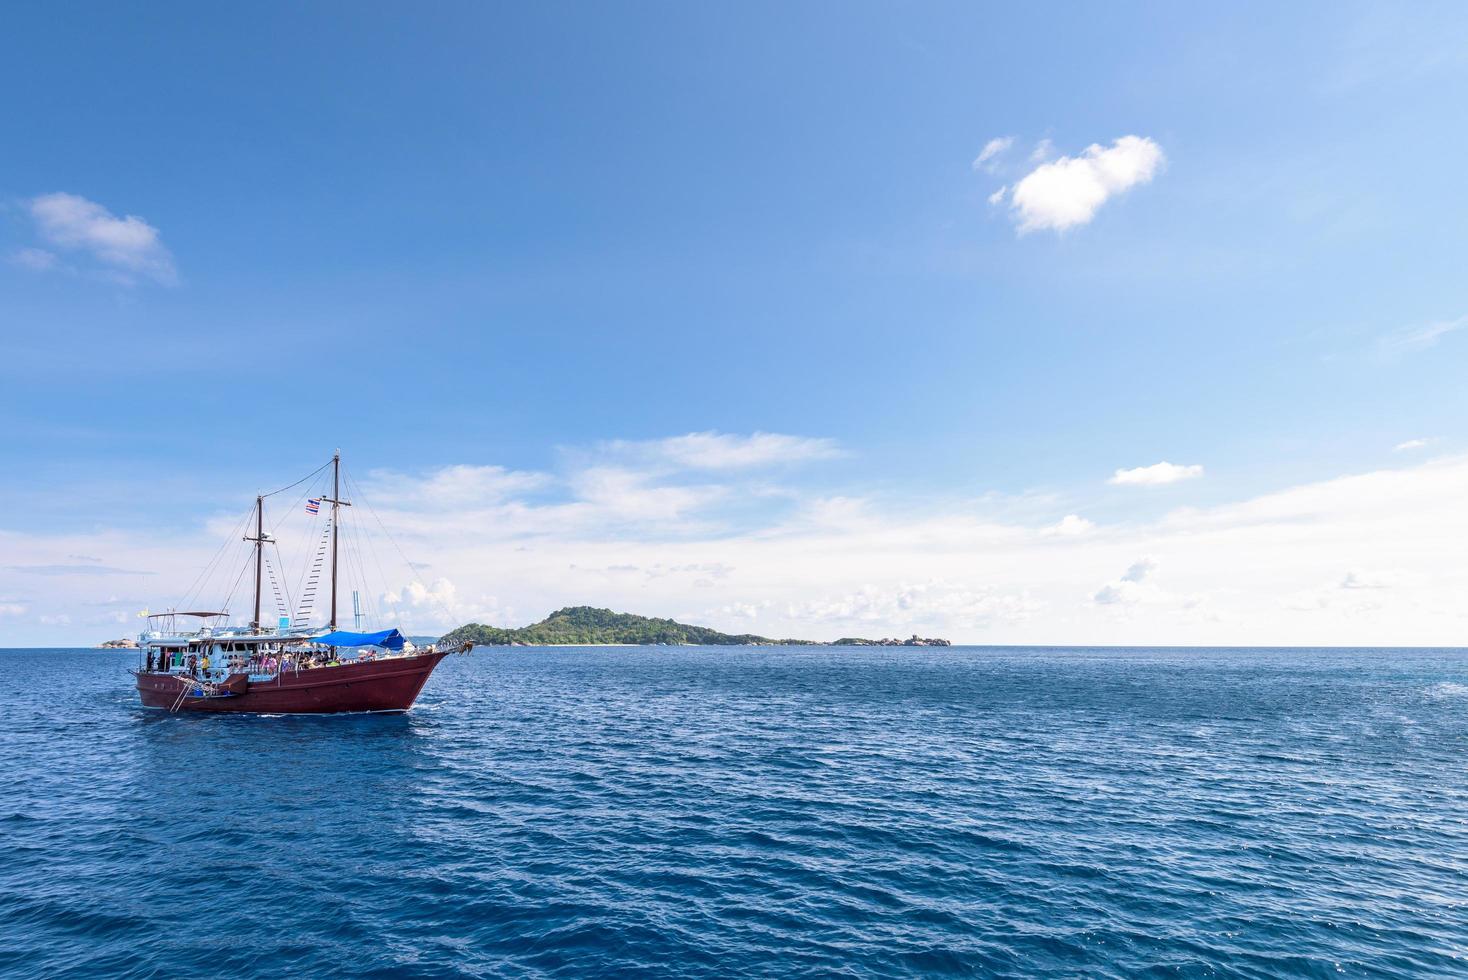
[1,646,1466,978]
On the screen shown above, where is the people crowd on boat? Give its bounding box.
[145,646,387,676]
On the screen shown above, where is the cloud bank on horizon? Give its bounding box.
[4,433,1468,648]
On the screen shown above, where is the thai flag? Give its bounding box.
[306,498,321,515]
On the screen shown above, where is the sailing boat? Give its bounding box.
[133,453,465,714]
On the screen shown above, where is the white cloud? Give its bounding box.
[382,577,458,610]
[1006,135,1165,233]
[1040,514,1094,537]
[1029,138,1054,162]
[1093,557,1166,606]
[27,192,176,284]
[380,578,465,632]
[569,466,726,524]
[16,444,1468,647]
[972,136,1014,172]
[370,464,549,508]
[1284,569,1402,615]
[1109,461,1204,486]
[987,186,1007,206]
[720,601,768,621]
[603,431,844,470]
[1393,438,1431,452]
[1340,570,1393,590]
[1379,314,1467,355]
[1122,557,1156,582]
[0,603,26,617]
[9,247,57,271]
[792,580,1040,630]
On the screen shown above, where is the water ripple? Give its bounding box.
[1,646,1466,977]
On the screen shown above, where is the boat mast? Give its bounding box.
[245,495,266,632]
[321,451,351,630]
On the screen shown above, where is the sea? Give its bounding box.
[1,645,1465,978]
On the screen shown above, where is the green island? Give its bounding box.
[438,606,951,648]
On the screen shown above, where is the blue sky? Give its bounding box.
[4,3,1468,645]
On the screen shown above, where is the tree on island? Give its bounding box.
[438,607,949,647]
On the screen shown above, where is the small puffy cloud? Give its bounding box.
[1284,570,1399,615]
[0,603,27,617]
[720,601,769,621]
[383,577,457,607]
[972,136,1014,172]
[793,580,1040,628]
[9,247,57,271]
[1393,438,1431,452]
[1040,514,1094,537]
[379,577,504,633]
[987,186,1008,206]
[1122,557,1156,582]
[607,431,843,471]
[27,192,176,284]
[1007,135,1165,233]
[1029,138,1054,162]
[1093,557,1160,605]
[1340,570,1392,590]
[1109,461,1204,486]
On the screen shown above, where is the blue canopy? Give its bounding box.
[315,628,406,650]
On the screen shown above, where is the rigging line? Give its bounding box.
[259,458,334,500]
[342,513,368,629]
[339,505,367,626]
[270,541,295,622]
[283,470,329,616]
[345,508,383,630]
[268,475,318,537]
[174,502,255,611]
[352,505,381,624]
[345,476,396,630]
[274,467,328,618]
[344,467,459,628]
[167,459,325,614]
[182,502,256,610]
[338,504,369,629]
[357,513,389,630]
[263,546,290,621]
[219,540,255,617]
[293,520,332,627]
[278,466,328,598]
[179,518,251,616]
[344,468,430,614]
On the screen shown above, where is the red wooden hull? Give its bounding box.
[135,649,452,714]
